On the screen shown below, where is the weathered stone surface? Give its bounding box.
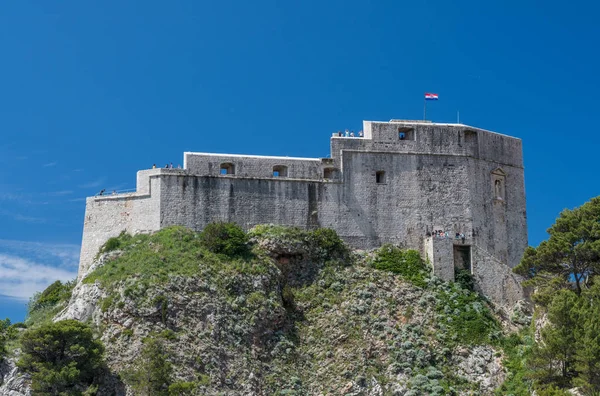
[54,282,104,323]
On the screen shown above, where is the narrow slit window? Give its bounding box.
[376,171,386,184]
[220,163,235,175]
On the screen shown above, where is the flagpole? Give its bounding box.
[423,97,427,120]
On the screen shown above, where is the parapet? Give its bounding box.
[330,120,523,168]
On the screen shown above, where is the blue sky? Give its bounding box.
[1,0,599,322]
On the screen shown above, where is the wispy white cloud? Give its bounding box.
[0,209,46,224]
[78,178,105,189]
[43,162,58,167]
[0,240,80,301]
[67,197,87,202]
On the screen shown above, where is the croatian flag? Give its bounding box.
[425,93,439,100]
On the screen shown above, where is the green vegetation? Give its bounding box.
[122,337,173,396]
[83,226,273,288]
[18,320,105,395]
[514,196,600,295]
[434,282,499,346]
[198,222,250,258]
[502,195,600,394]
[454,269,475,291]
[100,231,131,254]
[0,318,10,360]
[494,329,535,395]
[371,244,429,287]
[26,280,76,327]
[248,224,348,260]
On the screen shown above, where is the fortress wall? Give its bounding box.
[78,174,162,278]
[332,151,474,250]
[184,153,322,179]
[476,132,523,166]
[158,174,323,232]
[467,156,527,270]
[472,245,525,308]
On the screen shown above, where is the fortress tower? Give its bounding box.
[79,120,527,307]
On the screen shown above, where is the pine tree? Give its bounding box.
[123,337,173,395]
[573,283,600,392]
[527,290,578,389]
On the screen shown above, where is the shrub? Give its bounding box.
[28,280,75,312]
[100,231,132,254]
[0,318,10,360]
[373,245,429,287]
[26,280,76,326]
[435,284,499,346]
[199,222,250,257]
[455,269,474,291]
[309,228,347,258]
[168,381,196,395]
[18,320,105,395]
[123,337,173,396]
[101,237,121,253]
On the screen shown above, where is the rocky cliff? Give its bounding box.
[1,225,528,395]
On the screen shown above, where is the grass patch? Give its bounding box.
[84,226,274,287]
[371,245,429,287]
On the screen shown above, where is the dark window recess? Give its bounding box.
[273,165,288,177]
[398,127,414,141]
[324,167,338,179]
[376,171,386,184]
[220,163,235,175]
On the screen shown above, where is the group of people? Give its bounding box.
[426,230,467,243]
[152,163,182,169]
[336,129,364,138]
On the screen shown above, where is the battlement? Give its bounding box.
[79,119,528,308]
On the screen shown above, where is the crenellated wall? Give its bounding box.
[78,120,528,307]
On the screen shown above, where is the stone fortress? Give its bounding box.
[79,119,528,307]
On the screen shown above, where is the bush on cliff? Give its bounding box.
[26,280,76,327]
[18,319,105,395]
[199,222,250,258]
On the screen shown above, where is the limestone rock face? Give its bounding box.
[54,282,104,323]
[454,346,505,393]
[0,358,30,396]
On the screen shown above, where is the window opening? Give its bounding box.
[398,127,414,141]
[376,171,386,184]
[220,163,235,175]
[323,167,337,179]
[273,165,288,177]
